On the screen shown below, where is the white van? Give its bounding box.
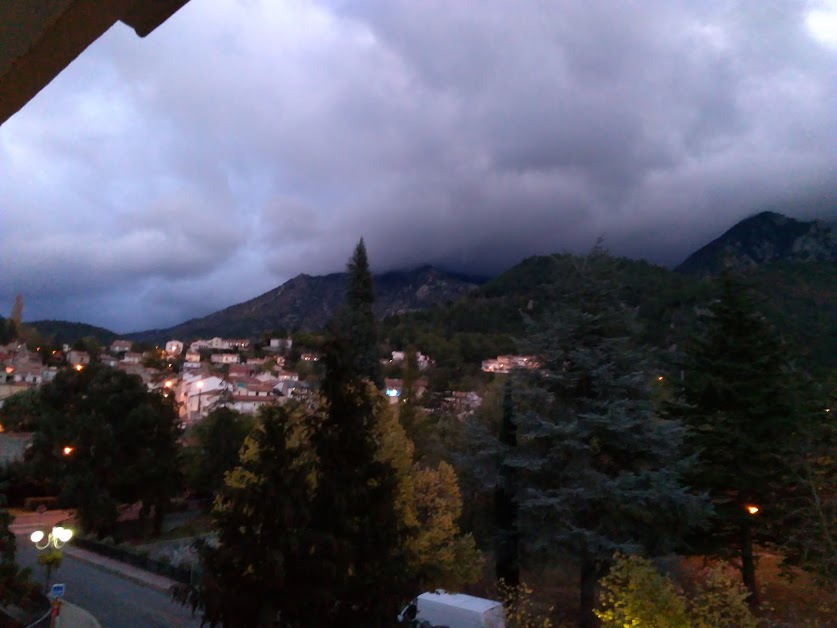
[399,590,506,628]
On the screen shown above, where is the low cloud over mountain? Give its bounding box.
[2,1,835,331]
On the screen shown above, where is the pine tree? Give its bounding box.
[494,378,520,587]
[676,274,803,605]
[515,249,709,628]
[777,383,837,588]
[172,404,318,627]
[9,294,22,325]
[307,326,408,626]
[339,238,380,384]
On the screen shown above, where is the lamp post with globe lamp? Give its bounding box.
[195,380,204,421]
[30,526,73,593]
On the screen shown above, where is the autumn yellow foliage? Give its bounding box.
[595,554,757,628]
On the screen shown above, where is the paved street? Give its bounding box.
[16,537,203,628]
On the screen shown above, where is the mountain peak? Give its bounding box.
[676,211,836,276]
[127,266,480,342]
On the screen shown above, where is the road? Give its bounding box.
[15,535,203,628]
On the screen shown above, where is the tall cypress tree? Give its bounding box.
[515,249,709,628]
[307,242,408,626]
[172,406,317,627]
[339,238,380,384]
[676,274,803,605]
[494,378,520,587]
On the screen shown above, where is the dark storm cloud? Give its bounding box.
[1,0,835,331]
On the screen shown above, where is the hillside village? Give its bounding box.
[0,334,541,429]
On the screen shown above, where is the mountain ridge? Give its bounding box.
[125,265,482,343]
[676,211,837,276]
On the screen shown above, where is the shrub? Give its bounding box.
[498,580,553,628]
[688,563,757,628]
[595,554,689,628]
[595,554,758,628]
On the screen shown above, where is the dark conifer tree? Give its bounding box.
[494,378,520,587]
[307,331,408,626]
[339,238,380,385]
[306,240,408,626]
[172,405,318,627]
[515,247,709,628]
[676,273,804,606]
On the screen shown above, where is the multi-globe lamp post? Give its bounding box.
[30,525,73,550]
[30,526,73,594]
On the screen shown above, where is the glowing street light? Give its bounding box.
[62,446,74,456]
[745,504,760,515]
[74,364,84,371]
[30,526,73,550]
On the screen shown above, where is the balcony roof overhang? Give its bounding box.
[0,0,190,126]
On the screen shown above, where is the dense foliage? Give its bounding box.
[502,249,711,627]
[23,365,183,536]
[595,554,757,628]
[0,498,37,607]
[174,244,481,627]
[673,275,807,603]
[184,407,255,500]
[173,405,318,627]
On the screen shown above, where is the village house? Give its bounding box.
[67,350,90,367]
[383,377,429,404]
[190,337,228,351]
[184,350,201,363]
[223,380,277,414]
[276,370,299,382]
[444,391,483,417]
[178,375,230,422]
[228,364,255,378]
[121,352,143,364]
[110,339,132,354]
[13,365,44,385]
[210,353,241,365]
[268,337,293,352]
[189,337,250,352]
[165,340,184,356]
[481,354,539,374]
[387,350,433,370]
[300,352,320,362]
[99,354,118,367]
[254,371,278,383]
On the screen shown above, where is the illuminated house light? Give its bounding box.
[385,389,400,397]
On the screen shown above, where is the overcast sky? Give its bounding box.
[1,0,836,333]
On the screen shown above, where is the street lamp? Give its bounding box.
[30,526,73,550]
[745,504,760,515]
[196,380,204,420]
[31,526,73,594]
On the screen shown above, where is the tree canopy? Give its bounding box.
[25,364,183,536]
[338,238,380,384]
[675,274,827,602]
[512,249,710,627]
